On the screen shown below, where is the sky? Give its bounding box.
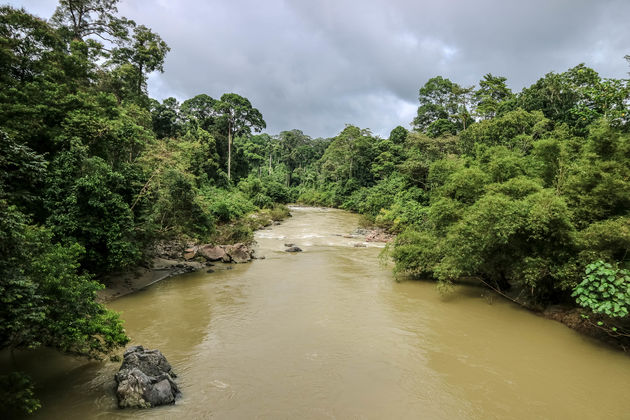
[8,0,630,138]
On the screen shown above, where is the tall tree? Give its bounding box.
[150,97,181,138]
[474,73,514,119]
[319,125,376,187]
[412,76,474,137]
[389,125,409,145]
[180,93,216,131]
[109,24,169,96]
[213,93,265,181]
[278,129,310,186]
[51,0,133,44]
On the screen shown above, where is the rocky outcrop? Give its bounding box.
[183,247,197,260]
[224,243,253,263]
[194,243,254,263]
[115,346,180,409]
[198,245,227,261]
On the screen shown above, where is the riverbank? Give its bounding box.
[97,205,291,302]
[541,305,630,352]
[97,258,206,302]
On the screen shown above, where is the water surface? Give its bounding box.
[10,207,630,419]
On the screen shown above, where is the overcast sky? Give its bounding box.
[9,0,630,138]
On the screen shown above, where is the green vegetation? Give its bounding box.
[293,70,630,337]
[0,2,290,414]
[573,261,630,318]
[2,1,630,414]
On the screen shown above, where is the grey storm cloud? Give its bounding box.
[10,0,630,138]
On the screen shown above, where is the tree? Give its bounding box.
[458,108,550,155]
[519,64,629,134]
[0,131,47,212]
[278,129,310,186]
[0,202,128,415]
[51,0,133,44]
[213,93,265,181]
[319,125,377,188]
[109,24,169,96]
[181,93,216,131]
[236,133,275,176]
[413,76,455,131]
[474,73,514,119]
[389,125,408,145]
[412,76,474,136]
[151,97,182,138]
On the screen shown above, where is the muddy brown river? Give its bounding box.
[7,207,630,419]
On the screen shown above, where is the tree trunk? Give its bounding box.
[137,64,143,95]
[227,120,232,181]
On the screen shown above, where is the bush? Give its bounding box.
[209,220,253,244]
[0,204,129,413]
[269,204,290,221]
[46,156,140,272]
[572,261,630,318]
[238,175,292,208]
[200,186,256,223]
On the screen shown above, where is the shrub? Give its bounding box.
[200,186,256,223]
[572,261,630,318]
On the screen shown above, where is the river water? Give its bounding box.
[10,207,630,419]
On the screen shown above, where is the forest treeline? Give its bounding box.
[1,0,630,415]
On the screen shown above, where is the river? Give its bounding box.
[9,206,630,419]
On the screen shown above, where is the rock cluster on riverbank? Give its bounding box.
[189,243,255,263]
[97,241,257,302]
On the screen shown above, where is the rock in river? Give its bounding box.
[285,246,302,252]
[115,346,180,409]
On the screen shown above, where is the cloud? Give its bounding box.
[8,0,630,138]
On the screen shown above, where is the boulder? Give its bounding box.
[285,246,302,253]
[183,247,197,260]
[115,346,180,409]
[198,245,226,261]
[224,243,253,263]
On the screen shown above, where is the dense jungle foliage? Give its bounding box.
[294,69,630,337]
[0,1,297,414]
[1,0,630,415]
